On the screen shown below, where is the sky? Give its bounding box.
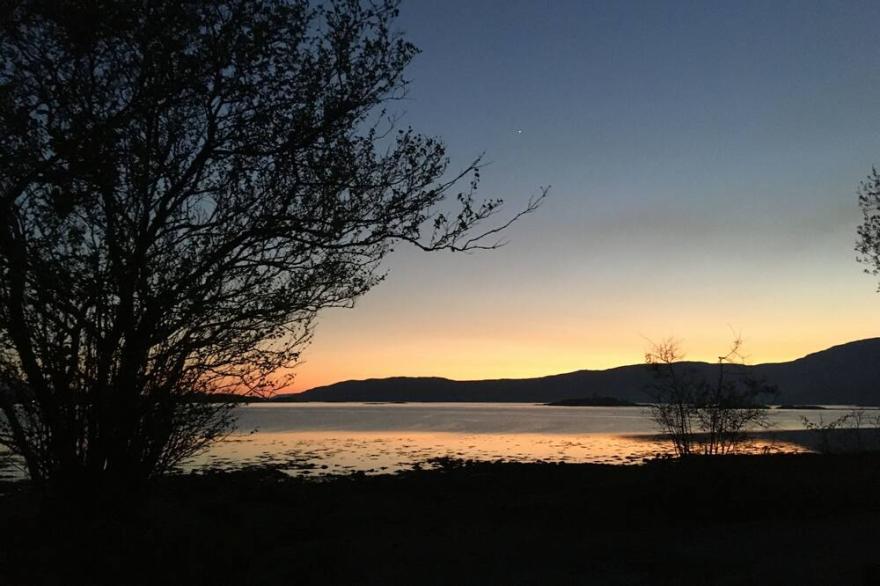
[287,0,880,391]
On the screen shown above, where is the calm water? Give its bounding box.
[0,403,865,479]
[190,402,845,475]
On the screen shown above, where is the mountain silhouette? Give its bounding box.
[278,338,880,405]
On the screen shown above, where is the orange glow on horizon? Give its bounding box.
[275,234,880,394]
[282,325,880,392]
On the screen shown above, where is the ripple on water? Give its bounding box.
[186,430,713,476]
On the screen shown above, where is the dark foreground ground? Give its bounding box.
[1,454,880,586]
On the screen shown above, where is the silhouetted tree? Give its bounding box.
[644,340,699,456]
[645,338,775,456]
[857,168,880,285]
[0,0,544,489]
[802,408,880,454]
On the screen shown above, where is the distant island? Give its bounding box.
[546,396,641,407]
[275,338,880,406]
[191,392,263,404]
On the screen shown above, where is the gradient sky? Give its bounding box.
[287,0,880,391]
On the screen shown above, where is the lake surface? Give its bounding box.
[190,402,850,475]
[0,402,867,480]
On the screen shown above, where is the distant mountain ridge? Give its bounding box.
[278,338,880,405]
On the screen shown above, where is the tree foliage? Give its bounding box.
[857,168,880,285]
[0,0,543,488]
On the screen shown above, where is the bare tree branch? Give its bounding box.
[0,0,544,489]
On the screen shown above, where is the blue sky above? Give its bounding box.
[291,0,880,390]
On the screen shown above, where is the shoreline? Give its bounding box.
[2,424,877,482]
[3,453,880,585]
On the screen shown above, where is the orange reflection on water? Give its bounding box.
[192,430,809,476]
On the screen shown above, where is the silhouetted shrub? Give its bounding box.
[645,338,776,456]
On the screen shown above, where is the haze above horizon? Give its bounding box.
[289,337,878,392]
[287,0,880,392]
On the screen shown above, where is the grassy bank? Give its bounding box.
[1,454,880,585]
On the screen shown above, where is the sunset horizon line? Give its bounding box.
[285,335,880,394]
